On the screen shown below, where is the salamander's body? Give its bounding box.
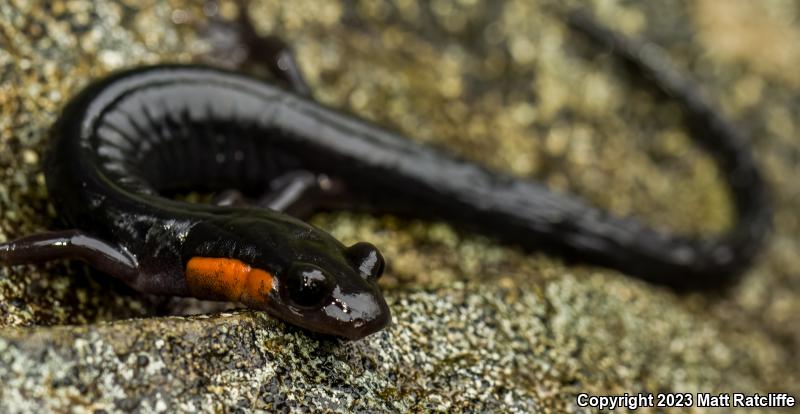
[0,12,771,339]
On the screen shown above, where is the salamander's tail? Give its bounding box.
[537,11,771,288]
[418,11,771,289]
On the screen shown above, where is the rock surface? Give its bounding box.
[0,0,798,412]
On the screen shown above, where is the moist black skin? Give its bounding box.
[0,11,771,339]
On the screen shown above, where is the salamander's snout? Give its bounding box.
[332,242,392,339]
[322,282,392,340]
[265,242,391,340]
[319,242,391,340]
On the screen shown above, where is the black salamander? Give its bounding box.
[0,11,770,339]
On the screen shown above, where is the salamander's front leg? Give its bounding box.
[0,230,139,284]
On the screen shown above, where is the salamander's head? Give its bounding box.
[183,214,391,340]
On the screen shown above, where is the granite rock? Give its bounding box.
[0,0,798,412]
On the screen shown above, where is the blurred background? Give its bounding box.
[0,0,797,412]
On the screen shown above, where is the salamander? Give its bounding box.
[0,10,771,340]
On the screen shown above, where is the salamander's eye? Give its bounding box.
[283,263,334,307]
[346,242,385,281]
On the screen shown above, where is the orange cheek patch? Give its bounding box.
[243,267,273,304]
[185,257,273,303]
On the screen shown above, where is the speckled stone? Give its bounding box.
[0,0,798,412]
